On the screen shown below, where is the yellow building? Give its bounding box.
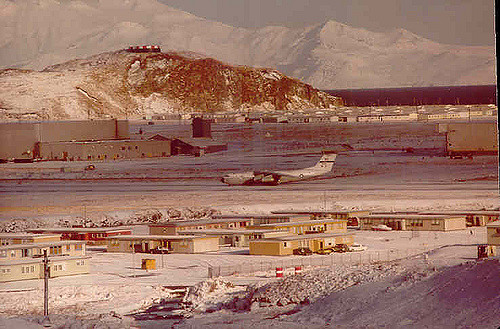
[0,240,90,282]
[107,235,219,254]
[249,232,354,256]
[358,214,466,231]
[247,219,348,235]
[0,233,61,246]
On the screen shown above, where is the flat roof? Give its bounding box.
[254,219,347,227]
[0,233,61,239]
[418,211,500,216]
[213,214,299,219]
[0,240,86,250]
[27,227,132,233]
[179,229,283,235]
[271,210,369,215]
[106,235,215,240]
[150,218,254,227]
[359,214,464,220]
[253,232,353,242]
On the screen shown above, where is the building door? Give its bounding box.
[397,221,402,230]
[144,242,150,253]
[319,241,324,249]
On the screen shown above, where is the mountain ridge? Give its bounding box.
[0,0,495,89]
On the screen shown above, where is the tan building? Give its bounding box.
[107,235,219,254]
[37,139,171,161]
[272,210,371,226]
[0,233,61,246]
[486,221,500,246]
[247,219,348,235]
[149,218,255,235]
[180,229,290,247]
[212,214,299,225]
[358,214,466,231]
[249,232,354,256]
[441,122,498,156]
[0,240,90,282]
[419,211,500,227]
[0,120,129,161]
[28,227,132,246]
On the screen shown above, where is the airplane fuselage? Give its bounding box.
[221,152,337,186]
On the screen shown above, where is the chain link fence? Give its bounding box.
[208,247,432,278]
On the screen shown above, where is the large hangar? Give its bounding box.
[0,120,173,161]
[441,122,498,157]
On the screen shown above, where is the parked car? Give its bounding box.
[293,247,313,256]
[316,248,334,255]
[84,164,96,171]
[371,224,392,231]
[151,247,169,254]
[332,244,349,253]
[348,243,367,252]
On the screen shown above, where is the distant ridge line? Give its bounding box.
[324,85,497,106]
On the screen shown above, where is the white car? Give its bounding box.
[349,243,367,252]
[371,224,392,231]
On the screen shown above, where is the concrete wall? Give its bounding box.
[38,140,170,161]
[445,122,498,154]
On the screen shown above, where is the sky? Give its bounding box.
[159,0,495,46]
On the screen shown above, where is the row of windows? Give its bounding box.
[21,265,36,274]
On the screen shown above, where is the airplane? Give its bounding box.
[221,151,337,186]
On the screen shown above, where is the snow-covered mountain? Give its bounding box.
[0,0,495,89]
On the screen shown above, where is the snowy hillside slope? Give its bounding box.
[0,0,495,89]
[0,50,340,120]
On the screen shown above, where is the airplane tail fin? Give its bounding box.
[313,151,337,172]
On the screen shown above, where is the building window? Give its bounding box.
[75,244,82,250]
[283,242,288,247]
[66,245,71,252]
[22,249,30,257]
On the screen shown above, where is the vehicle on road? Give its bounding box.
[371,224,392,231]
[151,247,169,254]
[316,248,334,255]
[333,244,349,253]
[221,151,337,186]
[293,247,313,256]
[348,243,367,252]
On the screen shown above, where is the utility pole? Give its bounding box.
[43,250,50,320]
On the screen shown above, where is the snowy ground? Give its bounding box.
[0,121,498,328]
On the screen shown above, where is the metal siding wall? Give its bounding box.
[447,122,498,153]
[0,122,38,159]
